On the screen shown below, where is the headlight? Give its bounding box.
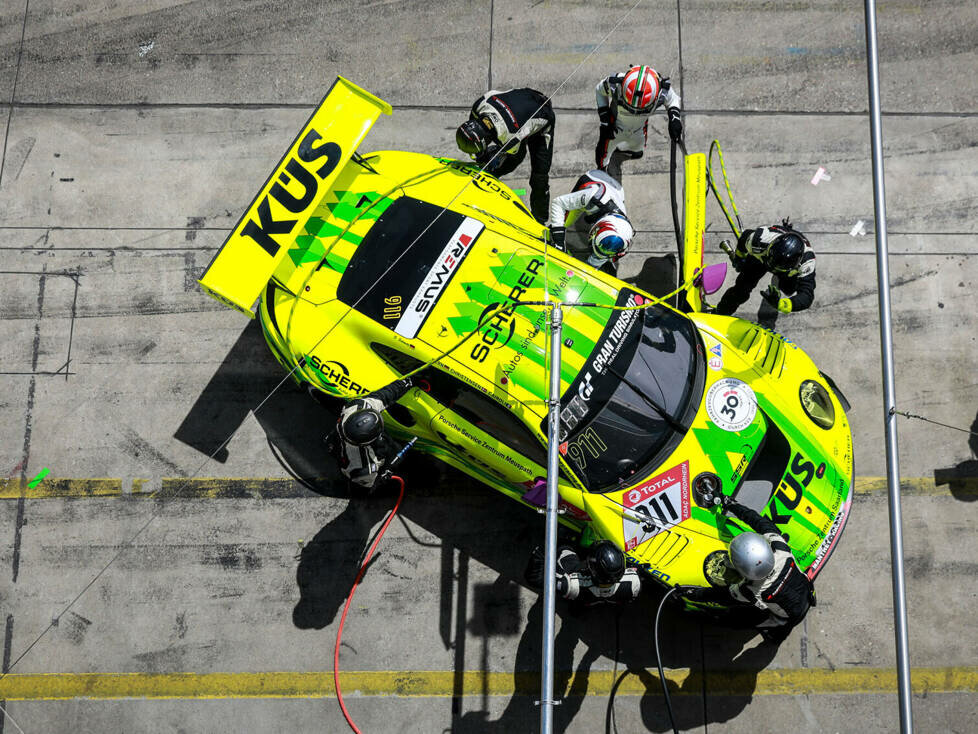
[800,380,835,429]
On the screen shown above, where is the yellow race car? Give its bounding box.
[199,78,853,601]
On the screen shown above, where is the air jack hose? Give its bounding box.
[334,475,406,733]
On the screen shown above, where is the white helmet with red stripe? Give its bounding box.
[589,213,634,261]
[618,65,660,114]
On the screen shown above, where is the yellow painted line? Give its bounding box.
[0,478,309,500]
[1,667,977,700]
[854,476,976,496]
[1,476,972,500]
[0,478,122,499]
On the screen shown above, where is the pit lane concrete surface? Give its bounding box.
[1,1,977,732]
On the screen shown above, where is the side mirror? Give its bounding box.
[694,262,727,295]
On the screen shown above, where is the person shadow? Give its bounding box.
[624,254,678,302]
[452,580,778,733]
[933,409,978,501]
[756,296,780,331]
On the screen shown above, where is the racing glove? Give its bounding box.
[597,106,615,140]
[548,226,566,251]
[667,107,683,142]
[761,284,793,313]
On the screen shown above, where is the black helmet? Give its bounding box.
[456,119,492,158]
[768,232,805,274]
[586,540,626,586]
[339,407,384,445]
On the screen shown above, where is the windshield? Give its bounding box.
[547,290,704,492]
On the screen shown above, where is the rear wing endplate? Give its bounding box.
[199,77,392,316]
[682,152,707,311]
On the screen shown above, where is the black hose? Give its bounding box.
[654,587,680,734]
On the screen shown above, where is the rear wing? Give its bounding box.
[199,77,392,316]
[681,152,707,311]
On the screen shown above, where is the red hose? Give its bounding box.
[334,476,406,734]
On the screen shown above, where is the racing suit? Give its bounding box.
[525,545,641,607]
[682,500,816,643]
[715,225,816,316]
[548,169,629,270]
[595,71,681,183]
[335,378,412,490]
[468,88,555,222]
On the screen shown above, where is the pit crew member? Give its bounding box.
[456,88,555,223]
[676,495,816,643]
[525,540,641,606]
[595,64,682,183]
[333,378,413,491]
[547,169,635,274]
[715,219,816,316]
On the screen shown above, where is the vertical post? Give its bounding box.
[863,2,913,731]
[539,303,563,734]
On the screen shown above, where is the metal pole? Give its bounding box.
[863,2,913,730]
[540,303,563,734]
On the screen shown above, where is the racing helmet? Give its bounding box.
[339,407,384,446]
[456,118,493,158]
[586,541,626,586]
[589,213,634,260]
[767,232,806,274]
[728,532,775,581]
[618,65,660,114]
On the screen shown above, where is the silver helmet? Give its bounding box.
[728,532,775,581]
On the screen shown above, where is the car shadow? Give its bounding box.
[174,319,344,495]
[933,409,978,502]
[177,319,777,731]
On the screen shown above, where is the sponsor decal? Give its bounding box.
[731,444,755,482]
[708,342,723,371]
[554,288,641,441]
[470,257,544,364]
[810,503,846,573]
[768,451,818,540]
[591,293,640,375]
[565,426,607,474]
[441,160,514,201]
[396,217,483,338]
[622,461,690,551]
[383,295,402,320]
[498,268,580,379]
[436,413,534,475]
[305,356,369,395]
[560,395,589,436]
[705,378,757,432]
[240,131,342,257]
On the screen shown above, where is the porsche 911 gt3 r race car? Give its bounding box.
[199,78,853,603]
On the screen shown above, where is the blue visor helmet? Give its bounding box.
[589,214,634,260]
